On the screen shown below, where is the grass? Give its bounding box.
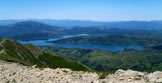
[1,40,44,66]
[39,52,91,71]
[0,37,3,41]
[0,53,32,66]
[0,38,91,72]
[98,71,113,79]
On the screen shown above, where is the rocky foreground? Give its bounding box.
[0,61,162,83]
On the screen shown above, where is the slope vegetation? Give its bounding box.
[0,38,90,71]
[42,46,162,72]
[52,34,162,46]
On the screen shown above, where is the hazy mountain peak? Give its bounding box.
[8,21,51,27]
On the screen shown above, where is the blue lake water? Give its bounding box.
[19,34,143,51]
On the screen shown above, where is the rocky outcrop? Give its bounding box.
[146,71,162,83]
[0,60,162,83]
[0,61,98,83]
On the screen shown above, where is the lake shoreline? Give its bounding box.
[18,34,144,52]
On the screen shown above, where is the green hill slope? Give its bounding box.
[52,34,162,46]
[42,46,162,72]
[0,38,91,71]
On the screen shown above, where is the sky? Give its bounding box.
[0,0,162,21]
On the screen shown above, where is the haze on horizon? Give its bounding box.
[0,0,162,21]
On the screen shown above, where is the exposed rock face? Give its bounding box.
[0,61,99,83]
[146,71,162,83]
[0,61,162,83]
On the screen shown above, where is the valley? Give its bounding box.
[41,45,162,72]
[1,21,162,73]
[1,20,162,82]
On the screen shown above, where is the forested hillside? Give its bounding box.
[42,46,162,72]
[51,34,162,46]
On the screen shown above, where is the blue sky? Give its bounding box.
[0,0,162,21]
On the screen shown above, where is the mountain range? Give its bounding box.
[0,21,65,40]
[1,20,162,41]
[0,19,162,29]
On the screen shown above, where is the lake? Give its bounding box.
[19,34,143,51]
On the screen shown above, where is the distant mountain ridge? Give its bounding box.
[1,20,162,41]
[0,21,64,40]
[0,19,162,29]
[0,19,107,27]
